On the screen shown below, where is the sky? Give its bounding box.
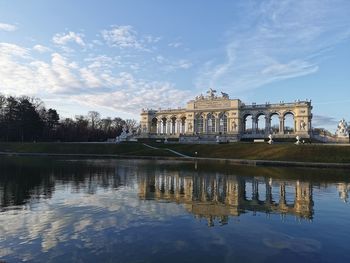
[0,0,349,132]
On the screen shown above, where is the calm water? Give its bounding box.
[0,157,349,263]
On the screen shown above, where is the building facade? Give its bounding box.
[140,89,312,142]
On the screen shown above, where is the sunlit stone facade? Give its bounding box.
[140,89,312,142]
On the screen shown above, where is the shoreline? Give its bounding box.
[1,151,350,169]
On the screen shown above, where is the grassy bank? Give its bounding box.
[1,142,350,163]
[155,143,350,163]
[0,142,177,157]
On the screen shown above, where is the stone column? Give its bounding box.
[160,120,163,134]
[167,120,171,135]
[265,116,270,135]
[157,121,161,134]
[216,117,220,133]
[279,116,284,134]
[203,116,207,134]
[253,117,258,134]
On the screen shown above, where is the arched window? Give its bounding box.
[151,117,157,133]
[161,117,167,134]
[181,117,186,134]
[207,113,216,133]
[195,114,204,134]
[219,113,228,133]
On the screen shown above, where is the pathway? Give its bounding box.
[142,143,190,158]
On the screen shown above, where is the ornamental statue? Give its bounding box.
[336,118,349,137]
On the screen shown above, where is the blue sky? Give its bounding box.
[0,0,349,131]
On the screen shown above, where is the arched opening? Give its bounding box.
[181,117,186,134]
[207,113,216,133]
[219,113,228,133]
[171,116,176,134]
[244,114,253,134]
[284,112,295,134]
[195,113,204,134]
[270,113,279,134]
[161,117,167,134]
[256,114,266,134]
[150,117,157,133]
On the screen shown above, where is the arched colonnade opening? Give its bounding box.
[243,111,296,135]
[194,112,228,134]
[153,116,187,135]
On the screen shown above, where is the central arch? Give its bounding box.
[219,112,228,133]
[207,113,216,133]
[194,113,204,134]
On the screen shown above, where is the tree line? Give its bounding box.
[0,94,138,142]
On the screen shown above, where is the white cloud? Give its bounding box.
[0,42,29,58]
[0,41,190,118]
[196,0,350,94]
[101,25,142,49]
[154,55,192,71]
[74,72,191,115]
[33,44,51,53]
[0,22,17,32]
[168,42,182,48]
[144,35,161,44]
[52,31,85,47]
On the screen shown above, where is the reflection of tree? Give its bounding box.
[0,158,131,209]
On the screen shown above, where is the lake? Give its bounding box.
[0,156,349,262]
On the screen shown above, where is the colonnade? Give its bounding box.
[154,117,187,135]
[242,112,311,135]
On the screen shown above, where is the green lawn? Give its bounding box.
[154,142,350,163]
[1,142,350,163]
[0,142,177,157]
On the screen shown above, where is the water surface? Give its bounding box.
[0,157,349,262]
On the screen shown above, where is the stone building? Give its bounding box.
[140,89,312,142]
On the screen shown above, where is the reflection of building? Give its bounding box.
[140,89,312,142]
[138,172,314,226]
[337,183,350,202]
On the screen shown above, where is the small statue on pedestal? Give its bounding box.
[268,134,273,144]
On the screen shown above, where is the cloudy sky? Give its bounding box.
[0,0,349,131]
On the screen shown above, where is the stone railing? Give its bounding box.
[241,101,310,109]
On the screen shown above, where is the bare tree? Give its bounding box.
[88,111,101,130]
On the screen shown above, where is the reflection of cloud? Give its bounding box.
[263,233,321,253]
[0,181,185,261]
